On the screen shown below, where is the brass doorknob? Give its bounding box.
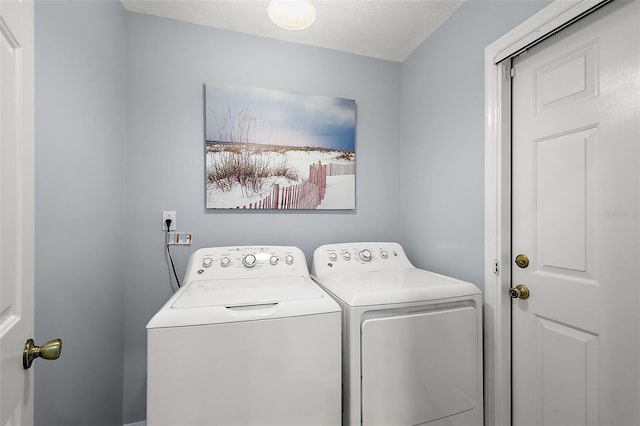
[515,254,529,268]
[509,284,530,300]
[23,338,62,369]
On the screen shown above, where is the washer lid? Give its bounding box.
[172,275,323,309]
[313,268,481,306]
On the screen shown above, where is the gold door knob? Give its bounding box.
[509,284,530,300]
[23,338,62,369]
[515,254,529,268]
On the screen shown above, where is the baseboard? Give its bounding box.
[123,421,146,426]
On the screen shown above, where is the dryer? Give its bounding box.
[147,246,341,426]
[311,242,483,426]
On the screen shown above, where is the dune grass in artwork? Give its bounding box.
[206,143,299,195]
[205,83,356,209]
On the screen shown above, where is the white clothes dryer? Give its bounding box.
[147,246,341,426]
[311,242,483,426]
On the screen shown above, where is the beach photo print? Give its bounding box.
[205,82,356,210]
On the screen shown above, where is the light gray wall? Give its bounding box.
[399,0,550,289]
[123,12,401,423]
[34,1,126,425]
[32,1,555,424]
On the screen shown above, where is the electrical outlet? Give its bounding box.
[162,211,176,231]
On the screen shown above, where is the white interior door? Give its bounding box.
[0,0,35,424]
[511,1,640,425]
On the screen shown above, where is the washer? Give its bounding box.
[147,246,341,426]
[311,242,483,426]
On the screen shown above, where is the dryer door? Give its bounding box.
[361,306,479,425]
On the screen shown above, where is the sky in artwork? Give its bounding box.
[205,82,356,151]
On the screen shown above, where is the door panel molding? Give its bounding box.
[535,316,599,426]
[484,1,608,425]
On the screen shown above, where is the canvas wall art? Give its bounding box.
[205,82,356,210]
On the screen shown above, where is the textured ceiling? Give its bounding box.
[120,0,464,62]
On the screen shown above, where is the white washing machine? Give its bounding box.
[147,246,341,426]
[311,242,483,426]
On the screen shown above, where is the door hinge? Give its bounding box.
[502,63,515,79]
[502,63,511,80]
[493,259,500,275]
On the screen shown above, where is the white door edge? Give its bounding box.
[483,1,609,425]
[0,0,35,423]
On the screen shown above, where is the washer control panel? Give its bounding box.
[183,246,308,282]
[311,242,413,276]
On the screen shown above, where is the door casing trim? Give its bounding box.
[483,1,608,425]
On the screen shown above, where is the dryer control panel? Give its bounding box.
[311,242,413,276]
[184,246,309,282]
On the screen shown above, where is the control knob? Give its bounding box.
[328,253,338,262]
[380,250,388,259]
[242,254,257,268]
[220,257,231,268]
[202,258,213,268]
[343,252,351,261]
[285,255,294,265]
[359,249,372,262]
[270,255,279,265]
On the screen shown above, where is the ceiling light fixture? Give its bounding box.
[268,0,317,31]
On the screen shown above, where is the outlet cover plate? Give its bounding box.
[162,211,176,230]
